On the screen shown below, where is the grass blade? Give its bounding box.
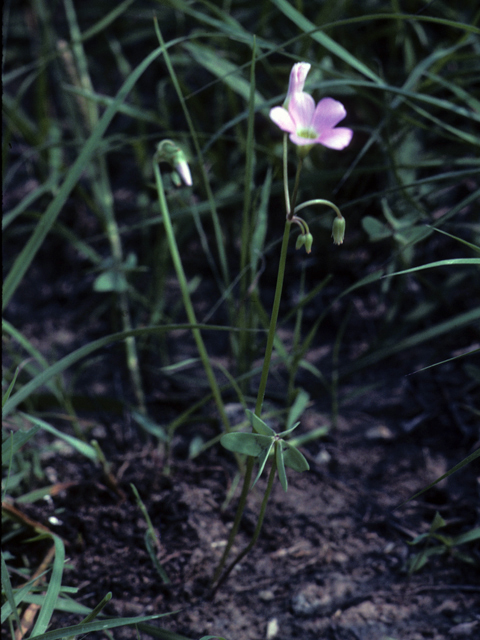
[3,44,165,310]
[395,448,480,510]
[3,323,241,417]
[272,0,384,84]
[383,258,480,277]
[30,535,65,637]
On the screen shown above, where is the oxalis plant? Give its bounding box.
[154,62,353,595]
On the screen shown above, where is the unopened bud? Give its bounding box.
[174,158,192,187]
[332,216,346,245]
[155,140,192,187]
[295,234,306,250]
[304,233,313,253]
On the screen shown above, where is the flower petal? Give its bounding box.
[288,91,315,129]
[312,97,347,132]
[269,106,296,133]
[175,159,192,186]
[318,127,353,150]
[289,133,316,146]
[284,62,311,107]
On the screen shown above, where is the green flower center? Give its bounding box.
[297,128,317,139]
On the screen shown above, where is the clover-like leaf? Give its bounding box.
[221,432,272,457]
[278,421,301,438]
[283,442,309,472]
[252,441,275,487]
[93,270,129,293]
[247,410,276,436]
[276,443,288,492]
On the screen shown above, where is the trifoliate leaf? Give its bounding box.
[283,443,309,472]
[247,410,276,436]
[252,441,274,487]
[276,443,288,492]
[220,432,271,457]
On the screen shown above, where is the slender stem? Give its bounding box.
[212,219,291,586]
[211,456,254,585]
[212,186,294,590]
[153,161,231,434]
[255,219,291,416]
[293,198,343,219]
[154,20,230,286]
[212,140,301,592]
[288,157,303,220]
[210,461,276,597]
[290,216,309,235]
[283,134,290,215]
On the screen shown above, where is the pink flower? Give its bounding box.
[175,158,192,186]
[270,91,353,150]
[283,62,311,108]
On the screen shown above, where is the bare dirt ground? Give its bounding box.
[7,359,480,640]
[3,196,480,640]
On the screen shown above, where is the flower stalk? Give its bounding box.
[153,154,231,435]
[212,60,353,594]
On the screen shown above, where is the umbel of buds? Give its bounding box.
[155,139,192,187]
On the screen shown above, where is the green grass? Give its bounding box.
[2,0,479,637]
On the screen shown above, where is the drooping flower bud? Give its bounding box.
[332,216,346,245]
[295,234,306,250]
[155,140,192,187]
[304,233,313,253]
[174,157,192,187]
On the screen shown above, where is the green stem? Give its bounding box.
[293,198,343,219]
[212,141,302,592]
[211,455,254,586]
[154,20,230,287]
[212,221,291,585]
[283,134,290,215]
[212,148,298,593]
[288,157,303,220]
[255,219,291,416]
[153,161,231,434]
[211,461,276,597]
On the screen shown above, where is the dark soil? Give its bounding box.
[8,391,480,640]
[3,191,480,640]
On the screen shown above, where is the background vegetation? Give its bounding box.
[3,1,479,638]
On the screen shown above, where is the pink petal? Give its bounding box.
[318,127,353,150]
[175,159,192,186]
[269,106,296,133]
[289,133,316,146]
[288,92,315,128]
[286,62,311,98]
[312,97,347,132]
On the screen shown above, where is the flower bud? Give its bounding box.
[174,158,192,187]
[295,234,306,250]
[155,140,192,187]
[304,233,313,253]
[332,216,346,245]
